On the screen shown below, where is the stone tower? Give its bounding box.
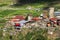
[49,7,55,18]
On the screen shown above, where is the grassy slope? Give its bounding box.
[0,0,60,40]
[0,0,45,27]
[0,0,13,4]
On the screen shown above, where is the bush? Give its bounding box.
[55,38,60,40]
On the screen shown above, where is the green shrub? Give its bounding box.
[55,38,60,40]
[0,4,7,7]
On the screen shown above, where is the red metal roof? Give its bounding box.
[50,18,57,21]
[32,17,40,21]
[13,15,25,20]
[11,15,25,22]
[11,19,19,22]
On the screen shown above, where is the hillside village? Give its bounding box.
[0,0,60,40]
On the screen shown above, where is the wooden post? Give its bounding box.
[49,7,55,18]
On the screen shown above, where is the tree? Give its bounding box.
[16,0,60,5]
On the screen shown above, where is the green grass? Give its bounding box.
[0,9,42,18]
[0,10,16,18]
[0,4,8,7]
[0,0,13,5]
[12,3,45,8]
[0,28,48,40]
